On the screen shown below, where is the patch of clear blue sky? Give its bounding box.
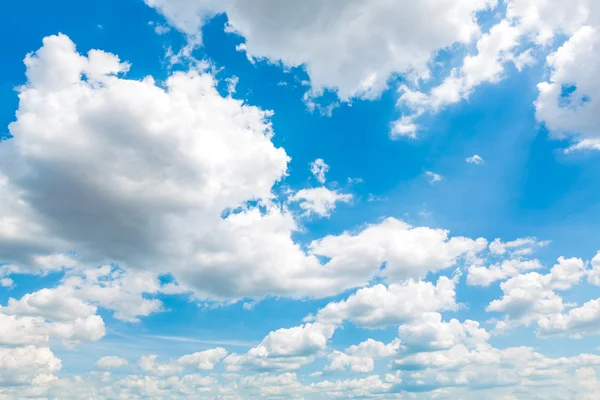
[1,0,599,375]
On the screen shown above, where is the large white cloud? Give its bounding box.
[0,346,61,385]
[536,26,600,151]
[1,35,492,304]
[486,257,587,330]
[313,275,459,328]
[145,0,497,100]
[310,218,486,283]
[326,338,400,373]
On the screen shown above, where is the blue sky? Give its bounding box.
[1,0,600,399]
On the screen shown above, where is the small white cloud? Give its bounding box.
[290,187,352,218]
[225,76,239,95]
[96,356,128,370]
[465,154,484,164]
[0,278,14,288]
[425,171,442,184]
[310,158,329,184]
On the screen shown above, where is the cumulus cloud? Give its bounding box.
[1,35,495,305]
[467,258,543,286]
[310,218,486,283]
[145,0,496,100]
[313,275,459,328]
[326,338,400,373]
[289,187,352,217]
[535,26,600,151]
[177,347,228,370]
[0,346,61,385]
[486,257,587,330]
[397,312,490,353]
[224,323,335,372]
[96,356,128,370]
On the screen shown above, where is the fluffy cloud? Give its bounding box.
[145,0,600,147]
[486,257,587,330]
[397,312,490,353]
[465,154,484,164]
[0,287,106,344]
[2,35,494,304]
[177,347,228,370]
[311,218,486,283]
[145,0,496,100]
[536,26,600,151]
[313,275,459,328]
[289,187,352,217]
[588,251,600,285]
[0,346,61,385]
[326,338,400,373]
[467,258,543,286]
[0,314,49,346]
[97,356,129,370]
[224,323,335,372]
[538,298,600,338]
[397,19,523,132]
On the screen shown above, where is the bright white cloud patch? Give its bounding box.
[309,158,329,184]
[313,276,459,328]
[96,356,128,370]
[289,187,352,217]
[0,346,61,385]
[145,0,496,100]
[3,5,600,398]
[466,154,484,164]
[487,257,588,331]
[536,26,600,151]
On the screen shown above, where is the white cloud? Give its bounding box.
[96,356,128,370]
[465,154,484,164]
[538,298,600,338]
[488,237,548,256]
[139,355,184,377]
[61,266,168,323]
[486,257,587,330]
[311,375,392,398]
[289,187,352,217]
[535,26,600,151]
[314,275,459,328]
[397,312,490,353]
[145,0,497,100]
[309,158,329,184]
[396,20,522,133]
[2,287,97,322]
[224,323,335,372]
[0,346,61,385]
[0,277,14,288]
[0,286,106,344]
[0,314,49,346]
[467,258,543,286]
[588,251,600,285]
[326,338,400,373]
[425,171,442,184]
[310,218,486,283]
[177,347,228,370]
